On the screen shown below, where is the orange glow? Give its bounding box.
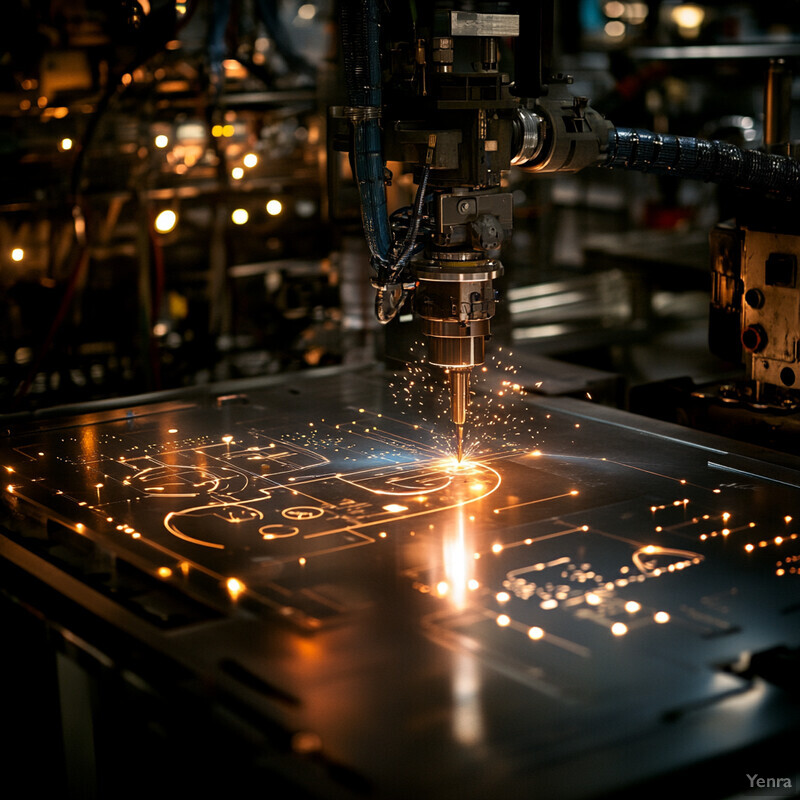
[785,516,793,524]
[586,593,601,606]
[624,601,641,614]
[383,503,408,513]
[774,536,784,545]
[745,544,754,552]
[654,611,670,624]
[611,622,628,636]
[495,592,510,604]
[155,210,177,234]
[226,577,245,600]
[496,614,511,627]
[157,567,173,578]
[436,581,449,596]
[528,626,544,640]
[299,557,306,566]
[76,523,84,532]
[491,543,503,554]
[468,579,479,591]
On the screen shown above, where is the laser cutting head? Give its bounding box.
[415,256,503,460]
[415,260,503,371]
[335,2,609,458]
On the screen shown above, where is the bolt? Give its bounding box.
[457,200,472,215]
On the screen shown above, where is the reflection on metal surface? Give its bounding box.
[443,509,471,611]
[452,649,484,747]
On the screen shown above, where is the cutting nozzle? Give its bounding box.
[448,369,471,462]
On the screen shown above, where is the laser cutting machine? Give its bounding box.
[334,1,800,459]
[334,2,612,460]
[3,4,800,800]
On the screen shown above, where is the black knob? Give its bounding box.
[744,288,765,309]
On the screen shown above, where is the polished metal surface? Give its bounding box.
[511,107,544,166]
[2,365,799,798]
[446,11,520,38]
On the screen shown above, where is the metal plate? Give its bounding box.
[1,364,799,798]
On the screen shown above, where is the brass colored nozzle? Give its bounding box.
[448,369,471,461]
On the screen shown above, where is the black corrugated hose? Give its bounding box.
[606,128,800,200]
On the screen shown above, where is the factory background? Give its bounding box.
[3,0,796,426]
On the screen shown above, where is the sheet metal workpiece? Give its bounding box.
[1,366,799,798]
